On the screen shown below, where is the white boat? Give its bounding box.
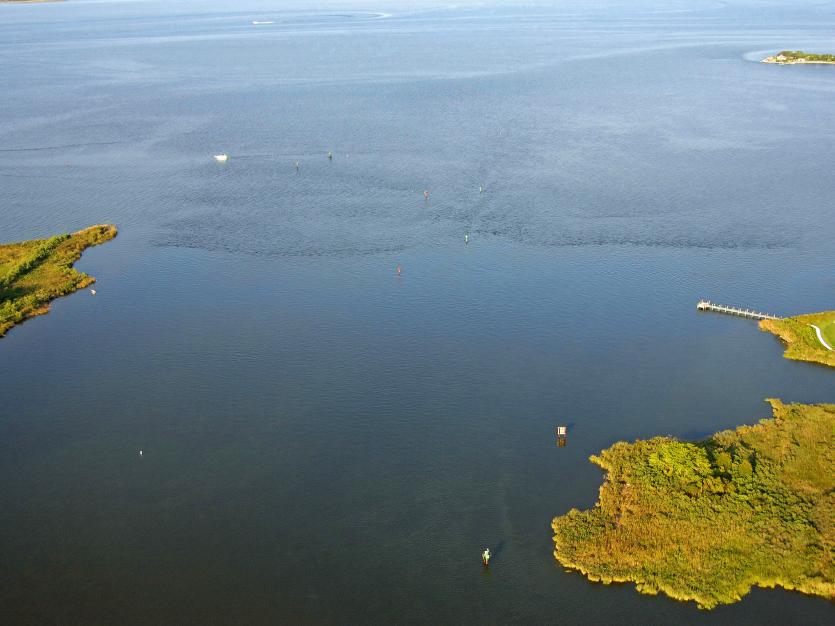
[252,21,274,25]
[214,154,228,162]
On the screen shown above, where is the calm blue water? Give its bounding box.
[1,1,834,623]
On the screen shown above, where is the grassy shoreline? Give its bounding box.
[552,400,835,609]
[760,313,835,368]
[0,224,117,338]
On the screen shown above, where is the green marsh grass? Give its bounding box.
[761,313,835,368]
[552,400,835,609]
[0,224,117,338]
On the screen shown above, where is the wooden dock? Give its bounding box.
[696,300,782,321]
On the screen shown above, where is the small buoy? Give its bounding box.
[90,289,96,295]
[396,264,402,276]
[214,154,228,162]
[139,450,143,457]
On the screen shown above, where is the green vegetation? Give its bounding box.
[777,50,835,62]
[760,313,835,368]
[763,50,835,64]
[552,400,835,609]
[0,225,117,338]
[824,321,835,347]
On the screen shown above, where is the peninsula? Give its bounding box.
[760,312,835,368]
[0,224,117,338]
[762,50,835,65]
[552,399,835,609]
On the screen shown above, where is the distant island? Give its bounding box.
[552,399,835,609]
[762,50,835,65]
[760,312,835,368]
[0,225,117,338]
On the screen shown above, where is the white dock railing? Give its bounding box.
[696,300,782,321]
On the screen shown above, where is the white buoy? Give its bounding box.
[90,289,96,295]
[139,450,143,457]
[214,154,228,162]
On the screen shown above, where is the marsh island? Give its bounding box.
[0,224,117,338]
[762,50,835,64]
[552,400,835,609]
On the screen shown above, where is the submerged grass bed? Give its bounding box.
[760,313,835,368]
[552,400,835,609]
[0,224,117,338]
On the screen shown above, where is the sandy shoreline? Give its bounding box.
[762,53,835,65]
[763,59,835,65]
